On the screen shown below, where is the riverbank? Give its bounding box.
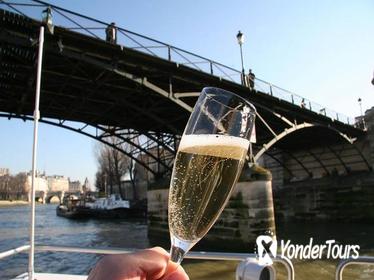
[0,200,29,208]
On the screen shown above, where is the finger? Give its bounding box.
[146,247,169,258]
[87,248,175,280]
[163,265,189,280]
[164,260,179,276]
[87,255,122,280]
[134,247,170,279]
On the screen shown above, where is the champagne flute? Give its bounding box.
[168,87,256,264]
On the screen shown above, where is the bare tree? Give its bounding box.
[94,136,132,199]
[0,175,11,200]
[95,170,106,193]
[0,172,27,200]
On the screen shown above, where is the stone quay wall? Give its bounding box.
[274,170,374,222]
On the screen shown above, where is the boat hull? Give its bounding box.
[56,205,146,219]
[85,207,146,219]
[56,206,90,219]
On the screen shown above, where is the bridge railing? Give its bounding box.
[255,78,355,125]
[1,0,355,126]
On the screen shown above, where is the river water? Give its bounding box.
[1,204,374,279]
[0,204,149,279]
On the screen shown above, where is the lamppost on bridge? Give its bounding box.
[236,31,246,86]
[358,97,367,130]
[358,97,363,116]
[42,6,54,34]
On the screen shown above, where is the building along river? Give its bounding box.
[0,204,374,279]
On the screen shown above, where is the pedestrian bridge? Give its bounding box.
[0,1,368,179]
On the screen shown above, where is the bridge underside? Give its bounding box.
[0,6,368,179]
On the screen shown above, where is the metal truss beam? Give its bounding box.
[97,127,171,172]
[143,131,178,154]
[142,79,193,113]
[308,149,330,175]
[174,92,200,98]
[50,47,182,134]
[273,149,311,178]
[256,111,278,137]
[272,112,295,127]
[326,145,349,173]
[263,150,294,178]
[352,144,372,171]
[0,113,177,177]
[46,41,196,115]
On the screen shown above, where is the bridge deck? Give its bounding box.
[0,6,365,153]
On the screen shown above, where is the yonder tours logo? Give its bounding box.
[256,234,277,265]
[256,234,360,265]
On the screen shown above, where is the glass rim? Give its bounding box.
[202,87,257,114]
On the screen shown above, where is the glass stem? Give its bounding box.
[169,235,195,264]
[170,245,186,265]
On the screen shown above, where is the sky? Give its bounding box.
[0,0,373,186]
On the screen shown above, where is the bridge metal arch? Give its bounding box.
[0,113,176,176]
[253,123,354,163]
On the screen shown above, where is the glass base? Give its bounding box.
[170,235,196,264]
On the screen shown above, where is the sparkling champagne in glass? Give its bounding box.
[168,87,256,264]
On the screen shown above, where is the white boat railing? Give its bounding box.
[335,256,374,280]
[3,244,374,280]
[0,245,30,260]
[0,244,294,280]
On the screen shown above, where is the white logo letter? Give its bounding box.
[256,235,277,265]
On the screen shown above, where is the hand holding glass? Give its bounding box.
[168,87,256,264]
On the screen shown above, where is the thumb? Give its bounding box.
[163,265,189,280]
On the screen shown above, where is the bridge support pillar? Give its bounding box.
[147,164,276,250]
[217,164,276,244]
[41,192,46,204]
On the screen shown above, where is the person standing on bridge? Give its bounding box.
[106,22,117,44]
[300,98,306,109]
[247,69,255,90]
